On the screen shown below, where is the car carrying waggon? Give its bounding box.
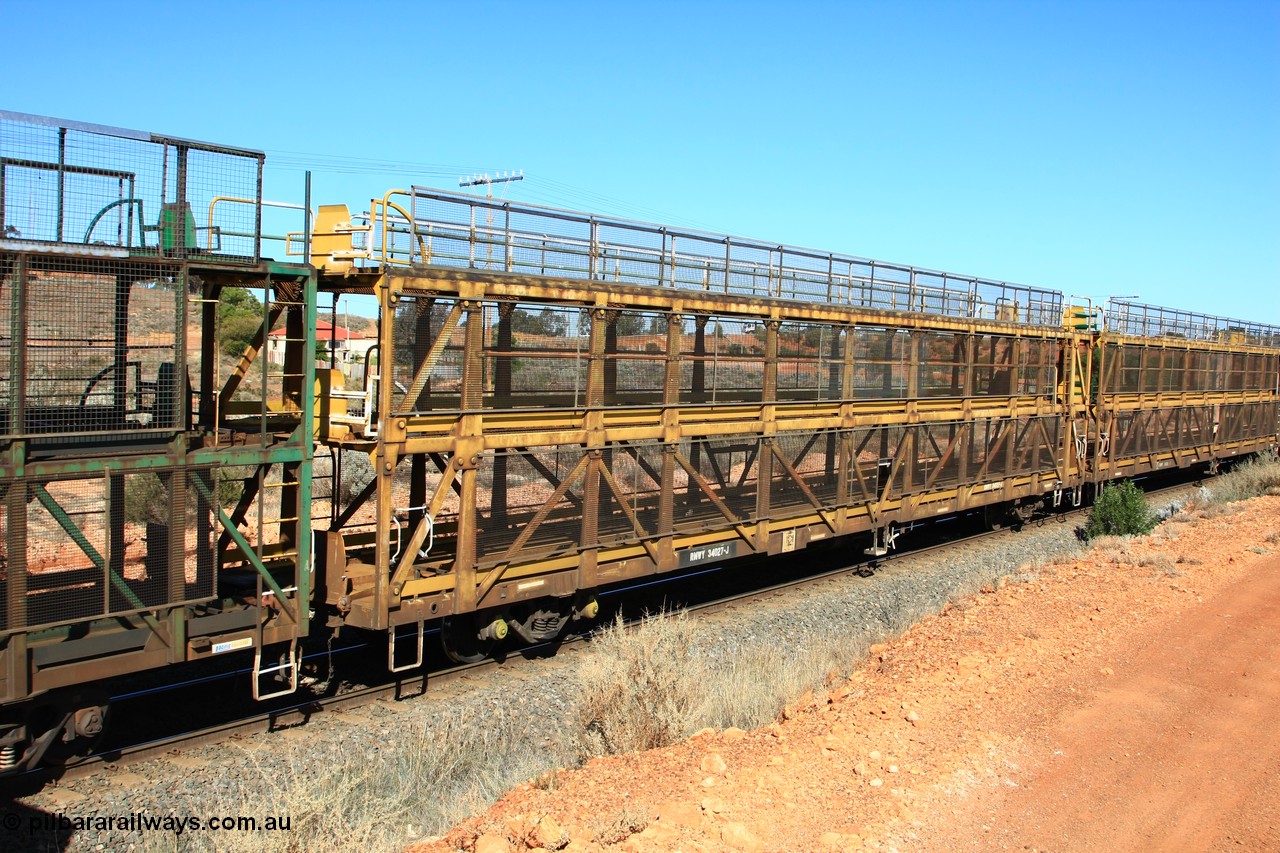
[0,111,1276,775]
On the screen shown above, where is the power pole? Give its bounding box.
[459,171,524,269]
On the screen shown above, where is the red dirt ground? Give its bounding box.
[409,495,1280,853]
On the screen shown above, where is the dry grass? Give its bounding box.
[1137,553,1179,576]
[141,709,574,852]
[1207,450,1280,504]
[587,803,652,845]
[574,609,876,757]
[1088,534,1134,563]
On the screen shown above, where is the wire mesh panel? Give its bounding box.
[677,315,767,404]
[3,255,183,441]
[1218,402,1277,444]
[493,303,591,407]
[850,328,909,400]
[1105,300,1280,347]
[391,297,466,412]
[1103,344,1278,394]
[0,111,263,261]
[596,443,664,545]
[676,436,760,525]
[606,309,669,404]
[778,323,844,402]
[475,445,588,566]
[959,416,1061,483]
[770,431,841,515]
[1,469,216,634]
[405,188,1064,328]
[916,332,967,398]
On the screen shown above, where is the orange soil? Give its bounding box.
[409,495,1280,853]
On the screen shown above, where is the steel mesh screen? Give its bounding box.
[493,303,590,406]
[406,188,1065,327]
[1,112,263,261]
[1103,344,1275,394]
[475,445,586,565]
[850,328,909,399]
[917,331,967,397]
[677,316,766,404]
[8,256,181,439]
[607,309,667,403]
[2,469,218,634]
[23,478,106,628]
[1105,300,1280,347]
[0,488,7,631]
[392,297,465,412]
[596,444,663,545]
[778,322,843,402]
[1217,402,1274,444]
[677,437,760,526]
[770,431,841,515]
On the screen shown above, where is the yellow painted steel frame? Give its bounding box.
[1093,333,1280,481]
[319,265,1086,632]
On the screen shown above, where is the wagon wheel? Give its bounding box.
[440,613,508,664]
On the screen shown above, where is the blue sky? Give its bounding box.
[7,0,1278,322]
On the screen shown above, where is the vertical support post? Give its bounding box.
[658,312,682,545]
[10,253,26,447]
[410,298,438,528]
[373,280,397,627]
[603,310,618,405]
[303,171,312,264]
[166,467,187,659]
[175,146,189,257]
[757,320,779,543]
[452,300,486,614]
[113,272,131,428]
[254,157,265,260]
[687,315,708,506]
[200,282,218,429]
[824,328,842,481]
[903,331,922,494]
[56,127,67,242]
[5,473,27,635]
[576,306,609,587]
[295,269,316,638]
[279,292,306,549]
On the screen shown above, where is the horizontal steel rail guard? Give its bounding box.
[356,188,1069,328]
[1105,299,1280,347]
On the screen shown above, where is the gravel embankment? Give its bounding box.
[12,488,1198,853]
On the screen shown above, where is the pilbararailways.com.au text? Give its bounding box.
[4,810,292,836]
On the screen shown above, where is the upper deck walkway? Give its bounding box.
[315,186,1067,328]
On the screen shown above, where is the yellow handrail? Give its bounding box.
[208,196,314,251]
[372,189,427,265]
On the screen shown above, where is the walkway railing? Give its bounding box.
[358,187,1066,328]
[1105,300,1280,347]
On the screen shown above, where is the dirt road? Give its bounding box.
[914,549,1280,852]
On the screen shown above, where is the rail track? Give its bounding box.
[10,476,1202,790]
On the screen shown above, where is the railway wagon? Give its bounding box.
[0,110,1276,774]
[305,189,1278,662]
[0,113,317,773]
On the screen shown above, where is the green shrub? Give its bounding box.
[1084,480,1156,540]
[124,473,169,526]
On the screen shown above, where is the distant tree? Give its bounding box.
[614,312,644,337]
[219,287,264,358]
